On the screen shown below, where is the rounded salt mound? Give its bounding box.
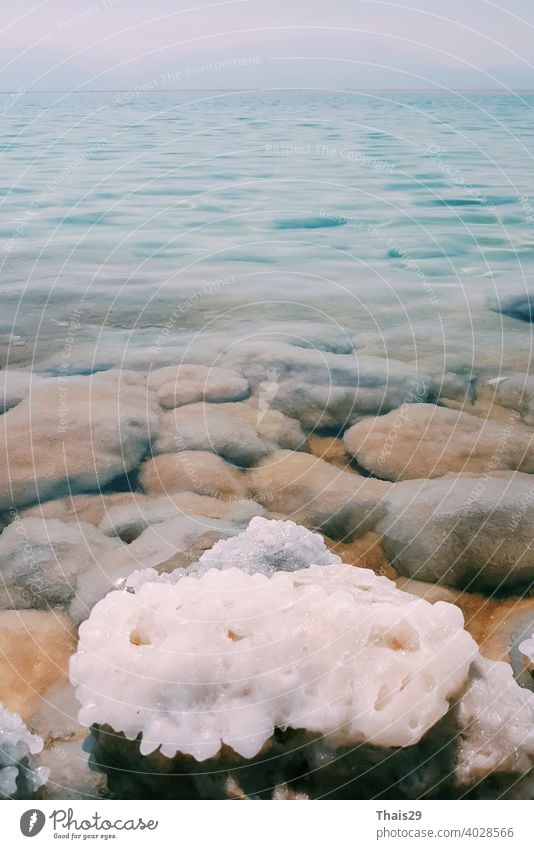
[71,564,477,762]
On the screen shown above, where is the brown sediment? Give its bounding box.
[307,434,353,470]
[325,532,397,580]
[0,610,77,723]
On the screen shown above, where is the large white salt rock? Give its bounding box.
[71,564,477,762]
[0,705,48,798]
[194,516,341,576]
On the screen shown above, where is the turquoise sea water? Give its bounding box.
[1,91,533,371]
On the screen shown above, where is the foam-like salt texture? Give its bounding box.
[124,516,340,591]
[193,516,342,575]
[0,705,48,798]
[71,564,477,762]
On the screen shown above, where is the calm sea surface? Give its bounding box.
[1,91,533,370]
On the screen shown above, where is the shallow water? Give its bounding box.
[2,91,534,801]
[1,90,534,372]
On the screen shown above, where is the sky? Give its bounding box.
[2,0,534,91]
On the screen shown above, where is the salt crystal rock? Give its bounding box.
[456,657,534,786]
[0,705,48,799]
[0,610,76,722]
[70,564,477,763]
[148,363,249,409]
[126,515,332,589]
[193,516,340,576]
[0,517,123,609]
[139,451,248,500]
[247,450,390,539]
[343,403,534,480]
[377,474,534,589]
[154,401,306,466]
[0,369,42,413]
[0,370,159,510]
[220,342,432,430]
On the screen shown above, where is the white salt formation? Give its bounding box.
[456,658,534,785]
[0,705,48,798]
[519,634,534,677]
[123,517,340,590]
[193,516,342,576]
[71,563,477,762]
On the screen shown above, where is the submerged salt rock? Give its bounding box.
[490,292,534,323]
[0,370,159,510]
[247,450,390,539]
[378,474,534,589]
[97,495,263,544]
[0,610,76,722]
[343,403,534,480]
[0,517,123,609]
[22,492,151,527]
[99,492,265,541]
[0,369,42,413]
[429,371,474,405]
[495,374,534,426]
[193,516,341,576]
[0,705,48,799]
[139,451,248,499]
[71,563,477,762]
[456,657,534,786]
[155,401,306,466]
[149,363,249,409]
[220,342,432,430]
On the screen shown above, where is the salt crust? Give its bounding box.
[0,705,48,798]
[71,563,477,762]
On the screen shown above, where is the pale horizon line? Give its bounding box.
[3,87,534,94]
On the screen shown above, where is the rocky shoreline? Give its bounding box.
[1,316,534,799]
